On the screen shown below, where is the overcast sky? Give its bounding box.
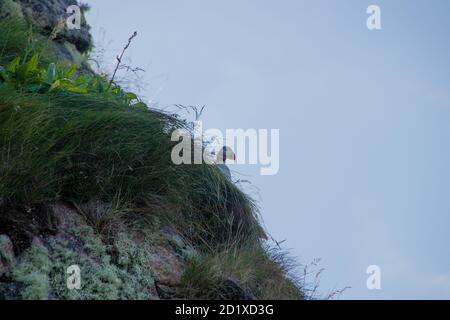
[86,0,450,299]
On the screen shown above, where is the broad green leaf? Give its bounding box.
[125,92,138,101]
[17,54,40,83]
[132,102,147,108]
[46,63,56,84]
[63,64,77,78]
[24,54,39,73]
[49,79,62,91]
[111,86,119,94]
[6,57,20,73]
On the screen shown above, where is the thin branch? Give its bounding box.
[118,65,146,74]
[173,104,206,121]
[108,31,138,90]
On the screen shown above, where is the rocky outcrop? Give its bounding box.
[0,203,191,300]
[0,202,259,300]
[0,0,92,72]
[17,0,91,53]
[0,235,15,274]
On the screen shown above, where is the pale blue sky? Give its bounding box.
[86,0,450,299]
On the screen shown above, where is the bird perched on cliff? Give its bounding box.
[216,146,236,179]
[214,146,268,241]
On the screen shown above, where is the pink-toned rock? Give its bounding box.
[149,285,161,300]
[0,234,15,274]
[149,245,185,286]
[51,203,77,231]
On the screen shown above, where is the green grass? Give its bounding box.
[0,87,262,248]
[0,18,53,67]
[178,245,304,299]
[0,18,305,300]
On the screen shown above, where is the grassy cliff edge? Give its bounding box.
[0,2,305,300]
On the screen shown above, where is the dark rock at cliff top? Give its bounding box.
[16,0,92,53]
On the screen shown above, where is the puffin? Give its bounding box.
[215,146,269,241]
[216,146,236,180]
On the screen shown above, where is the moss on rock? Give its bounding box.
[4,205,159,300]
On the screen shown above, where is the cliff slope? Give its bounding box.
[0,0,304,300]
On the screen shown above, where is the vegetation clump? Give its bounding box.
[0,17,304,300]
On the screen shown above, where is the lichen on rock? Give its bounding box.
[0,0,304,301]
[0,204,171,300]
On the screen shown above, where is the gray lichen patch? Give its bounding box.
[2,204,161,300]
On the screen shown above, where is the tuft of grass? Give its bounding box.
[0,86,263,249]
[178,245,304,300]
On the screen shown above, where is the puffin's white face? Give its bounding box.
[216,146,236,163]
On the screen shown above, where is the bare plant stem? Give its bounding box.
[107,31,138,90]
